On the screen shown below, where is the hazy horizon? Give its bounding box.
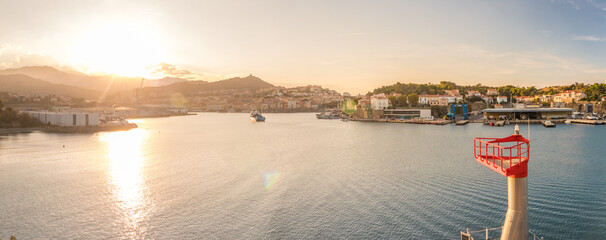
[2,0,606,94]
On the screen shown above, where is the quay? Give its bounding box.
[389,119,450,125]
[570,119,606,125]
[351,118,451,125]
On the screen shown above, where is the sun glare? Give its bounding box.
[100,129,152,237]
[69,23,165,77]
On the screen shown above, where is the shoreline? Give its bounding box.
[0,127,42,134]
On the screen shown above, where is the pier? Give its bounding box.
[570,119,606,125]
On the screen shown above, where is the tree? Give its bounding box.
[396,95,408,107]
[407,93,419,106]
[388,95,397,108]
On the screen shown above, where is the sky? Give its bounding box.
[1,0,606,94]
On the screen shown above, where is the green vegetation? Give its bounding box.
[371,81,606,98]
[575,83,606,101]
[0,101,42,128]
[407,93,419,106]
[341,100,357,115]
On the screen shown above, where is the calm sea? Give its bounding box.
[0,113,604,239]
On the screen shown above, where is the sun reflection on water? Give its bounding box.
[99,129,151,238]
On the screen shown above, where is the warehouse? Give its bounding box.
[26,111,100,126]
[481,108,574,120]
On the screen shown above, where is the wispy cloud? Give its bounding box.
[566,0,581,10]
[540,30,553,37]
[146,62,241,82]
[555,0,606,11]
[571,35,605,41]
[0,43,64,69]
[587,0,606,11]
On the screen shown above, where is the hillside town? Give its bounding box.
[349,87,606,123]
[108,84,345,113]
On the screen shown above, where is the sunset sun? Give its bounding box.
[69,23,164,77]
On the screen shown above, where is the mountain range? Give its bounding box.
[0,66,274,101]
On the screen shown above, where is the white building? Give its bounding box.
[418,95,453,106]
[481,95,494,103]
[287,100,297,109]
[467,91,481,97]
[497,96,508,103]
[370,94,389,110]
[383,108,433,120]
[27,111,100,126]
[553,90,586,103]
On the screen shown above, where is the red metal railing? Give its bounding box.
[474,134,529,177]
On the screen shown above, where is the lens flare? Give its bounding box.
[262,171,281,190]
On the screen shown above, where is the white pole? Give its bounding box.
[528,117,530,140]
[486,228,489,240]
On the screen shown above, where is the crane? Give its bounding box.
[136,78,145,105]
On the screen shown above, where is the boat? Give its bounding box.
[543,120,555,128]
[565,119,572,124]
[455,120,469,125]
[340,118,350,122]
[489,120,505,127]
[316,112,340,119]
[250,110,265,122]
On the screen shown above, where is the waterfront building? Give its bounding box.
[383,108,432,120]
[287,100,297,109]
[26,111,100,126]
[370,94,389,110]
[418,95,452,106]
[357,99,371,108]
[481,108,574,120]
[551,102,566,108]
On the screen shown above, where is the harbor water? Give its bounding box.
[1,113,604,239]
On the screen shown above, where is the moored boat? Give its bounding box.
[316,112,340,119]
[543,120,555,128]
[250,110,265,122]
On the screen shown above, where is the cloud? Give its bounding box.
[0,43,63,69]
[146,62,241,82]
[587,0,606,11]
[571,35,605,41]
[148,62,197,79]
[566,0,581,10]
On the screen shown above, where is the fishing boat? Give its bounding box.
[250,110,265,122]
[316,112,340,119]
[543,120,555,128]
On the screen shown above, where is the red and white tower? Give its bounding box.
[474,125,530,240]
